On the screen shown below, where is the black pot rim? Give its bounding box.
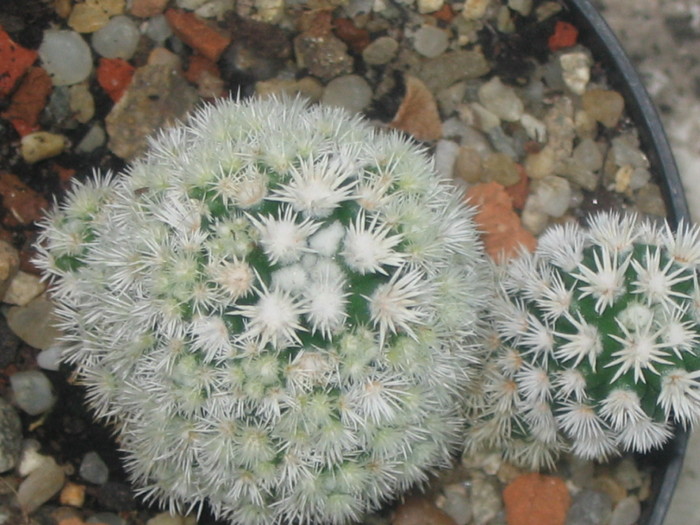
[563,1,690,524]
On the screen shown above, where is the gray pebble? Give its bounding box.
[363,36,399,65]
[5,294,62,350]
[92,15,140,60]
[413,25,450,58]
[87,512,127,525]
[321,75,373,114]
[566,489,613,525]
[9,370,56,416]
[610,496,641,525]
[80,451,110,485]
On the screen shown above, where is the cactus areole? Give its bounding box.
[36,97,489,524]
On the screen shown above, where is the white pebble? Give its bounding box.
[17,440,44,477]
[10,371,57,416]
[560,51,591,95]
[413,25,449,58]
[478,76,524,122]
[37,346,62,372]
[144,14,173,44]
[321,75,372,114]
[434,140,460,179]
[520,113,547,142]
[533,175,571,217]
[39,30,93,86]
[92,15,140,59]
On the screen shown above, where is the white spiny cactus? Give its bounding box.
[466,212,700,470]
[36,96,490,524]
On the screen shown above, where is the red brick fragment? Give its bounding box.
[333,18,371,53]
[1,67,53,136]
[164,8,232,62]
[466,181,537,262]
[433,3,456,22]
[548,20,578,51]
[0,172,49,227]
[97,58,135,102]
[503,473,571,525]
[0,27,38,98]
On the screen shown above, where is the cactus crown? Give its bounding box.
[467,212,700,469]
[35,96,489,524]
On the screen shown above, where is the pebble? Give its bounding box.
[294,31,354,81]
[105,64,199,160]
[636,182,667,216]
[572,137,604,171]
[582,89,625,128]
[531,175,571,217]
[10,370,57,416]
[508,0,533,15]
[482,152,520,186]
[560,51,591,95]
[17,456,65,513]
[91,15,140,59]
[60,482,86,507]
[463,0,492,20]
[362,36,399,65]
[520,113,547,142]
[566,489,613,525]
[392,496,458,525]
[79,452,110,485]
[413,25,450,58]
[143,14,173,43]
[17,440,46,477]
[416,49,491,93]
[418,0,444,13]
[0,240,20,298]
[76,124,107,154]
[2,271,46,306]
[470,474,503,525]
[69,83,96,123]
[611,133,650,168]
[0,398,22,473]
[321,74,373,114]
[612,457,644,491]
[67,2,111,33]
[37,346,63,371]
[438,484,472,525]
[478,76,524,122]
[130,0,169,17]
[435,140,461,179]
[454,146,483,183]
[20,131,68,164]
[609,496,640,525]
[6,294,62,350]
[255,76,324,102]
[39,30,93,86]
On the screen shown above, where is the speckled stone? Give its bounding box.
[105,64,199,160]
[0,397,21,473]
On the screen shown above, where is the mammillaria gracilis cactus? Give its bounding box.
[35,96,490,524]
[466,211,700,470]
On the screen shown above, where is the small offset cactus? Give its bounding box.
[466,212,700,470]
[35,97,489,524]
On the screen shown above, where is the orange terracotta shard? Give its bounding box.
[0,27,38,98]
[503,473,571,525]
[1,67,53,136]
[390,75,443,142]
[466,181,537,262]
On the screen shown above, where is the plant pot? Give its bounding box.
[559,2,690,524]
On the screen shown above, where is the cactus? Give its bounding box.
[35,96,490,524]
[465,212,700,470]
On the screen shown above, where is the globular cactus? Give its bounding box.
[35,96,490,524]
[466,212,700,470]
